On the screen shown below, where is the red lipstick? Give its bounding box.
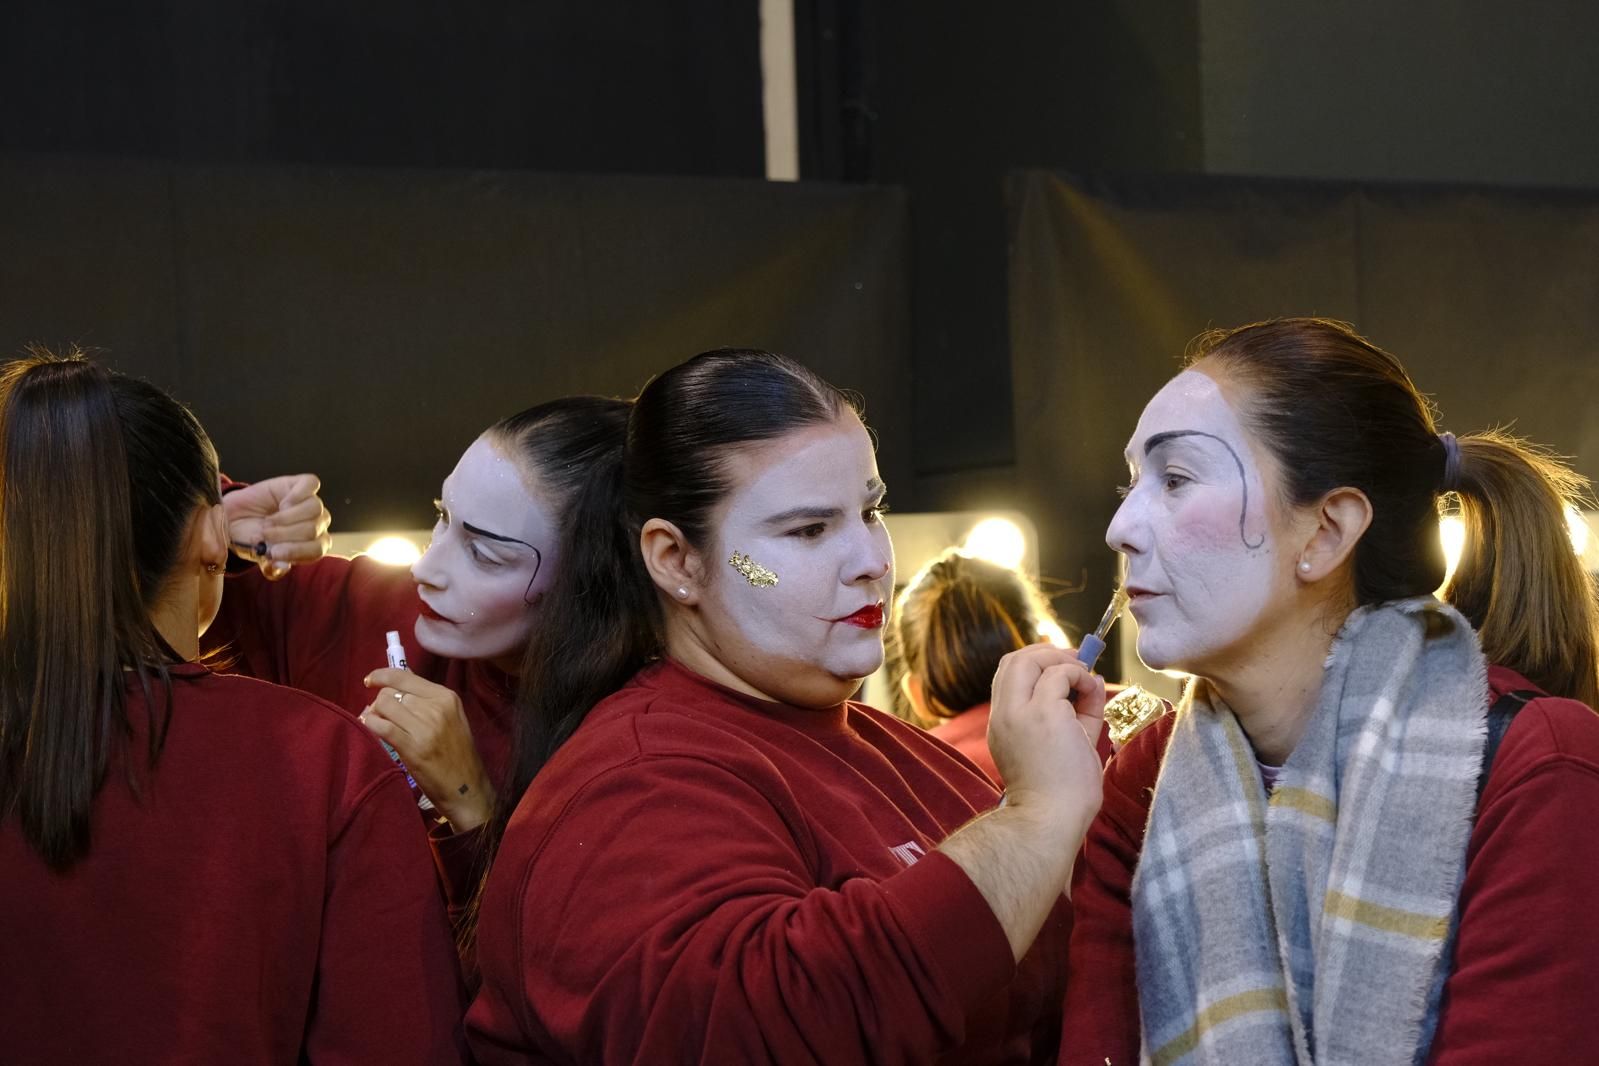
[837,604,885,629]
[417,599,453,624]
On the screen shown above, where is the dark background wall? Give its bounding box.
[1199,1,1599,187]
[1,1,1210,527]
[4,2,1598,646]
[0,155,909,531]
[808,2,1203,513]
[789,0,1599,515]
[0,0,763,176]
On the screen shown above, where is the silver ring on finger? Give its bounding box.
[393,691,406,704]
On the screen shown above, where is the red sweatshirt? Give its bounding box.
[1059,664,1599,1066]
[0,666,467,1064]
[468,659,1073,1065]
[930,703,1001,787]
[205,553,513,908]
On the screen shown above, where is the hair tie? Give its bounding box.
[1438,431,1462,492]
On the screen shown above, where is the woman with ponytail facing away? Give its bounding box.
[1061,319,1599,1066]
[0,350,466,1064]
[891,550,1084,787]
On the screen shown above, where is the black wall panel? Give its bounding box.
[0,156,910,532]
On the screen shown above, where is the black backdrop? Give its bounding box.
[0,1,762,177]
[1010,170,1599,649]
[0,155,910,531]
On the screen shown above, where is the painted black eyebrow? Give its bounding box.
[457,513,545,595]
[1143,429,1263,549]
[436,496,537,550]
[461,521,538,550]
[762,506,841,525]
[760,480,888,527]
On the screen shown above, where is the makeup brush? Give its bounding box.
[1074,585,1128,674]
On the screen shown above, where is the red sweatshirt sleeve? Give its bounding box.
[310,771,470,1065]
[207,553,422,701]
[1059,716,1168,1066]
[210,555,496,920]
[474,755,1017,1065]
[429,821,488,921]
[1427,701,1599,1064]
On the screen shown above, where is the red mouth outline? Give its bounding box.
[835,604,886,629]
[417,599,454,624]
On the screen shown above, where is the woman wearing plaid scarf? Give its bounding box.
[1061,318,1599,1066]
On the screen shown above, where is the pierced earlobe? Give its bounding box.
[1298,560,1312,573]
[205,562,223,576]
[676,587,689,599]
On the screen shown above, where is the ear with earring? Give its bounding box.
[676,587,689,600]
[205,562,222,575]
[1298,559,1312,574]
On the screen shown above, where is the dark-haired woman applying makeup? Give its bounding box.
[468,350,1106,1064]
[208,397,630,914]
[0,350,465,1064]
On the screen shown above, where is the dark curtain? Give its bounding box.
[0,156,910,530]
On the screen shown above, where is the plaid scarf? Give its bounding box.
[1131,597,1488,1065]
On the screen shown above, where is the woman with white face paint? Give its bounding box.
[1061,319,1599,1066]
[467,350,1108,1064]
[207,397,630,909]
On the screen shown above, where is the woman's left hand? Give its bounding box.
[361,668,497,832]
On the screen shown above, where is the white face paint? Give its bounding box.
[695,414,895,707]
[410,436,556,669]
[1104,368,1297,676]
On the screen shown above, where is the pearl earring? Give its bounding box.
[676,587,688,599]
[1298,560,1312,573]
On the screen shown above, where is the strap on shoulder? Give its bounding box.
[1476,689,1540,808]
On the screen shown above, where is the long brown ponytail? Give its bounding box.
[0,349,220,869]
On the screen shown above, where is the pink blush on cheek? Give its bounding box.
[1170,494,1252,556]
[1140,494,1277,668]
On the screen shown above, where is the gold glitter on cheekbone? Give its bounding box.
[729,551,779,588]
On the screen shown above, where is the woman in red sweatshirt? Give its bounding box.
[890,549,1075,787]
[0,350,465,1064]
[1060,318,1599,1066]
[467,349,1109,1064]
[208,396,630,910]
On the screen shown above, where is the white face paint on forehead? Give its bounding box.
[1104,368,1293,675]
[694,413,895,707]
[409,435,558,669]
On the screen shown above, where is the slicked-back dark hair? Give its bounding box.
[507,349,856,788]
[1193,318,1599,707]
[464,349,859,955]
